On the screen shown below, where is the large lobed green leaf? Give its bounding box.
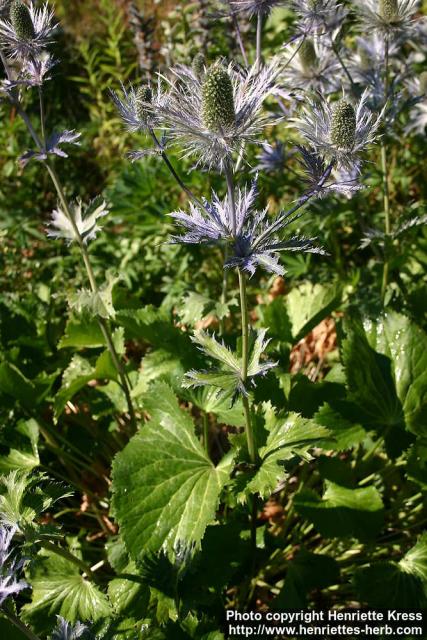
[364,312,427,436]
[294,481,384,542]
[112,383,234,559]
[245,413,330,498]
[354,533,427,608]
[22,549,110,633]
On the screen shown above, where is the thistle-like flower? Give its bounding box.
[19,129,81,167]
[170,182,257,244]
[156,58,281,170]
[281,37,340,94]
[111,81,163,132]
[354,0,420,40]
[294,90,382,171]
[0,1,56,60]
[290,0,348,35]
[298,146,363,197]
[47,198,109,244]
[226,0,283,17]
[254,141,287,173]
[0,525,28,606]
[51,616,91,640]
[405,74,427,135]
[170,181,325,276]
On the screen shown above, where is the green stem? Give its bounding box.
[381,39,391,303]
[44,162,136,427]
[0,608,42,640]
[203,413,209,455]
[330,37,355,91]
[149,128,206,211]
[238,270,257,464]
[255,12,263,72]
[38,539,98,582]
[9,84,137,427]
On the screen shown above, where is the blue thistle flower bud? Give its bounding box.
[379,0,398,21]
[192,52,206,79]
[135,85,152,120]
[202,64,235,132]
[330,100,356,150]
[10,0,35,41]
[299,39,317,71]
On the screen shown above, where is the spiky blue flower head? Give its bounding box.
[280,37,340,94]
[0,525,29,606]
[169,180,325,277]
[111,81,163,133]
[290,0,348,35]
[10,0,34,39]
[355,0,419,39]
[294,90,383,171]
[0,1,55,59]
[51,616,91,640]
[226,0,283,17]
[202,63,236,132]
[156,57,281,171]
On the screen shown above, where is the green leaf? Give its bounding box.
[68,273,119,320]
[365,313,427,436]
[286,282,341,341]
[108,564,149,619]
[314,403,366,451]
[58,317,105,349]
[185,330,274,397]
[0,617,28,640]
[257,297,293,344]
[185,387,245,427]
[354,534,427,608]
[112,383,234,559]
[0,419,39,473]
[294,481,384,542]
[22,550,111,633]
[0,362,37,409]
[341,318,403,428]
[177,292,237,326]
[245,414,330,498]
[54,350,120,420]
[0,471,72,531]
[274,548,340,608]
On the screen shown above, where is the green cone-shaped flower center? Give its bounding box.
[202,64,235,132]
[10,0,35,41]
[135,85,152,120]
[419,71,427,96]
[330,100,356,150]
[379,0,399,21]
[192,52,206,79]
[299,39,317,71]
